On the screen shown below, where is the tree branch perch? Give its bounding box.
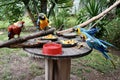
[0,28,55,48]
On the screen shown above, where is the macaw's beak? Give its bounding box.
[16,21,25,27]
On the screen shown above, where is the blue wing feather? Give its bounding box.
[99,39,115,48]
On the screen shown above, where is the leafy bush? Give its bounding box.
[0,1,24,24]
[50,8,70,29]
[0,21,9,29]
[102,17,120,48]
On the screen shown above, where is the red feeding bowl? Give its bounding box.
[42,42,62,55]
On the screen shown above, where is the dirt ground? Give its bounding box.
[1,50,119,80]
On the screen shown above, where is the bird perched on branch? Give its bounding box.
[8,21,25,40]
[74,26,116,68]
[36,13,50,31]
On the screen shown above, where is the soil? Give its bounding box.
[0,49,119,80]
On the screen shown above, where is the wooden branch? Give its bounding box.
[0,28,55,48]
[8,41,47,48]
[57,0,120,34]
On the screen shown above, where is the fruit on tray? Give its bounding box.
[60,39,76,44]
[42,34,56,39]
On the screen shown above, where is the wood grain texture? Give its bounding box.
[24,43,92,59]
[45,59,71,80]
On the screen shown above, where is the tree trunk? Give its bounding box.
[22,0,37,27]
[33,0,39,15]
[48,0,58,18]
[25,5,37,27]
[40,0,47,14]
[48,1,56,18]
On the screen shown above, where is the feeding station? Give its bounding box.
[0,1,120,80]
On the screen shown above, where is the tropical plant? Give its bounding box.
[49,0,73,30]
[85,0,102,18]
[51,8,70,30]
[0,0,24,23]
[102,17,120,48]
[77,0,111,38]
[76,7,88,24]
[77,0,105,24]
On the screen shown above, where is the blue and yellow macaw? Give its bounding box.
[74,26,116,68]
[36,13,49,31]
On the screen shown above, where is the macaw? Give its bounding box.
[74,26,116,68]
[85,35,116,68]
[36,13,49,30]
[8,21,25,40]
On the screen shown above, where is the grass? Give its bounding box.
[72,50,120,73]
[67,16,78,28]
[0,21,9,29]
[0,16,34,30]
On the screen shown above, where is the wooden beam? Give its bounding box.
[0,28,55,48]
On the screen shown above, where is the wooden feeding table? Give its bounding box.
[24,35,92,80]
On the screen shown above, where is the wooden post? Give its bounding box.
[45,58,71,80]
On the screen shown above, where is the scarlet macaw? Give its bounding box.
[8,21,25,40]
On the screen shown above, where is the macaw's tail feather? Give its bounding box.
[99,39,116,48]
[102,52,111,60]
[110,59,116,69]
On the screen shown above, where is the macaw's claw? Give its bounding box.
[76,43,84,49]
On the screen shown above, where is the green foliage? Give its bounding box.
[50,8,70,29]
[57,0,73,8]
[48,0,74,29]
[67,16,77,27]
[0,0,24,23]
[0,17,33,30]
[85,0,102,18]
[57,0,72,4]
[102,17,120,48]
[76,7,88,24]
[74,50,120,73]
[77,0,110,38]
[0,21,9,29]
[77,0,104,24]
